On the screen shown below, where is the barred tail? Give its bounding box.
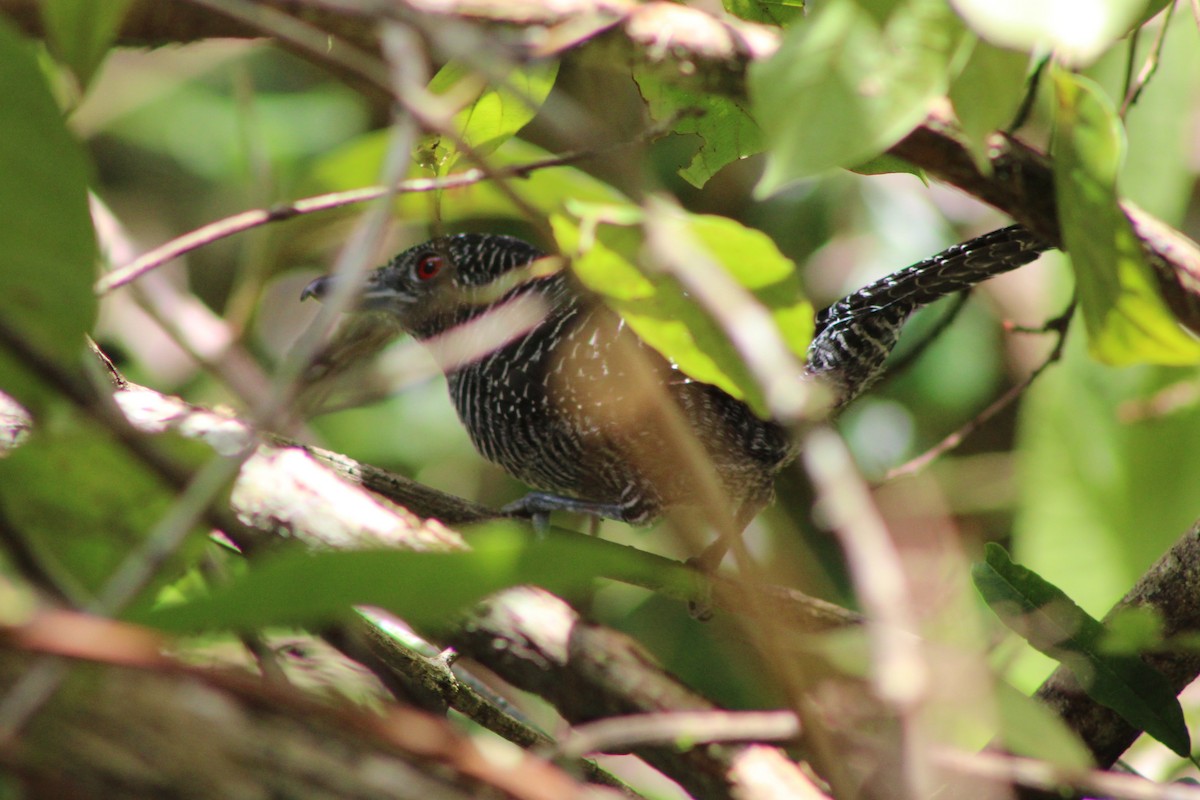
[806,225,1051,405]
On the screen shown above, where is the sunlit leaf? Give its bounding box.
[1051,70,1200,365]
[554,203,811,416]
[974,543,1189,756]
[951,0,1151,66]
[423,61,559,175]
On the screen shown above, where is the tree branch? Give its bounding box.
[0,612,609,800]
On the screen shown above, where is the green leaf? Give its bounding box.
[974,543,1190,756]
[633,69,764,188]
[132,524,704,632]
[0,411,203,600]
[552,203,812,416]
[421,61,559,176]
[0,18,96,408]
[722,0,805,26]
[992,679,1094,769]
[1051,70,1200,365]
[39,0,132,89]
[848,153,926,179]
[108,82,368,181]
[751,0,966,192]
[948,38,1032,167]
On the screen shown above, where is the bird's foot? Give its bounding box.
[501,492,626,537]
[682,553,718,621]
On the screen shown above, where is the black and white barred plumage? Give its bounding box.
[806,225,1049,403]
[303,225,1049,527]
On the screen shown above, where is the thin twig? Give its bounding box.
[1120,25,1141,117]
[642,196,813,422]
[1120,1,1176,118]
[883,302,1074,482]
[802,426,934,797]
[95,150,591,295]
[185,0,551,239]
[550,710,801,760]
[937,747,1200,800]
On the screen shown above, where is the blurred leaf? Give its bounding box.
[109,82,368,181]
[948,38,1032,166]
[133,524,703,632]
[553,203,811,416]
[723,0,805,26]
[974,543,1189,756]
[0,411,202,599]
[1011,333,1200,691]
[751,0,966,192]
[633,69,763,188]
[39,0,131,89]
[1051,70,1200,365]
[951,0,1152,65]
[1101,606,1164,655]
[992,679,1094,769]
[422,61,559,175]
[1135,0,1174,23]
[618,591,791,709]
[0,18,96,408]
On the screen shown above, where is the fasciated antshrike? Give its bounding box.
[303,225,1049,530]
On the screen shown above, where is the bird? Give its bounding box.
[302,225,1050,534]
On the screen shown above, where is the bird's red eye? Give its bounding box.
[414,253,444,281]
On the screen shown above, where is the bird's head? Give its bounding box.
[301,233,557,340]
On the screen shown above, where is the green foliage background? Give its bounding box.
[2,0,1200,790]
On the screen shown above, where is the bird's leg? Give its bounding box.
[682,498,765,618]
[688,537,731,574]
